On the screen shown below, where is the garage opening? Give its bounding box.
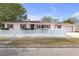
[64,26,73,32]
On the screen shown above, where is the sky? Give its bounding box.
[22,3,79,21]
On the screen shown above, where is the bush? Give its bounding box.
[1,28,9,30]
[23,28,31,30]
[0,23,5,29]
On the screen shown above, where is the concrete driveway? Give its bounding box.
[0,48,79,56]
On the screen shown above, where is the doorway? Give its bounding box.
[31,24,35,30]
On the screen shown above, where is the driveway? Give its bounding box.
[0,48,79,56]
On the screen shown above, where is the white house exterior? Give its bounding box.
[2,21,77,32]
[0,21,79,38]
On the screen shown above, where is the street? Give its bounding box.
[0,48,79,56]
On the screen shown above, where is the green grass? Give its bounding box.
[0,37,10,41]
[5,37,79,47]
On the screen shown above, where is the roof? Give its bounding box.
[2,21,53,23]
[1,21,76,25]
[2,21,40,23]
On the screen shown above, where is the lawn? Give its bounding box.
[3,37,79,47]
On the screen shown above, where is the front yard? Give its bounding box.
[0,37,78,47]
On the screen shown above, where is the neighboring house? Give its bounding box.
[2,21,78,32]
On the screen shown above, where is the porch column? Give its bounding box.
[5,24,7,28]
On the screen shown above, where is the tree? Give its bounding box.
[52,18,59,23]
[0,3,27,22]
[63,17,79,24]
[41,16,59,23]
[41,16,52,22]
[23,15,28,20]
[19,15,28,21]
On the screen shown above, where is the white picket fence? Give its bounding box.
[0,29,67,38]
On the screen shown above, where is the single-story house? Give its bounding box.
[0,21,79,38]
[2,21,79,32]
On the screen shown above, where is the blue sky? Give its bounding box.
[22,3,79,21]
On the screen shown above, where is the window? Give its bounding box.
[46,25,50,28]
[20,24,26,29]
[47,25,49,28]
[37,24,50,29]
[48,25,50,28]
[55,25,62,29]
[7,24,13,28]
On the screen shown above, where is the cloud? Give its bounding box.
[28,14,63,22]
[28,15,42,21]
[71,12,79,18]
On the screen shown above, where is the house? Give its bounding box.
[2,21,78,32]
[0,21,79,38]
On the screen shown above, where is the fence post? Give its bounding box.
[11,29,15,40]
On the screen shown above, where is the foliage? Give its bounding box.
[63,17,79,24]
[41,16,59,23]
[0,3,27,22]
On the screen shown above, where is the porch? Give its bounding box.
[4,23,51,30]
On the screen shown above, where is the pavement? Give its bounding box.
[0,48,79,56]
